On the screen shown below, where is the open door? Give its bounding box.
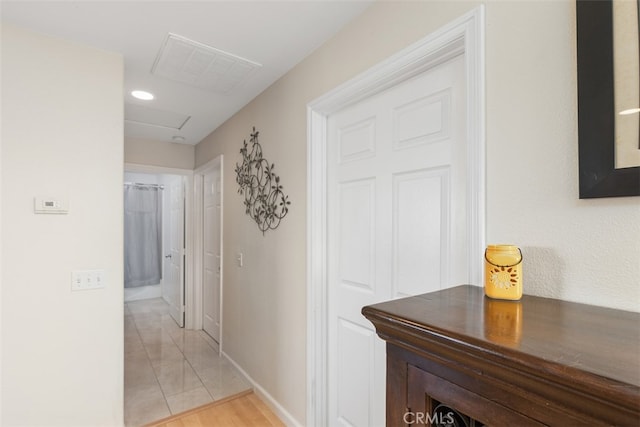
[203,167,221,342]
[163,174,185,327]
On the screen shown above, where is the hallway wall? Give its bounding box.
[125,137,195,170]
[1,25,124,425]
[195,1,640,424]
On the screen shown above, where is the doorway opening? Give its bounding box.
[123,169,188,326]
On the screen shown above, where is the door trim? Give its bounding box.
[305,7,485,426]
[193,155,224,353]
[124,162,194,325]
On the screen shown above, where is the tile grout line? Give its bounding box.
[163,316,216,408]
[126,302,171,423]
[136,311,172,410]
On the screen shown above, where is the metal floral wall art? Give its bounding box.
[235,127,291,234]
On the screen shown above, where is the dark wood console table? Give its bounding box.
[362,285,640,426]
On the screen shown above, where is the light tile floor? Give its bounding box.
[125,298,251,427]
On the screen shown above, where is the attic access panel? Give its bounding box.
[152,33,262,94]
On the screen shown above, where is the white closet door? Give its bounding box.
[327,54,468,427]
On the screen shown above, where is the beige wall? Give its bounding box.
[125,137,195,170]
[197,1,639,424]
[1,25,124,425]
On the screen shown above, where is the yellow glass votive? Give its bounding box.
[484,244,523,300]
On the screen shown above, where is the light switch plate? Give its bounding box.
[71,269,106,291]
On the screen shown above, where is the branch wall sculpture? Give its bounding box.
[235,127,290,234]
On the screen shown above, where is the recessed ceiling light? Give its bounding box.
[131,90,154,101]
[619,107,640,115]
[172,135,186,143]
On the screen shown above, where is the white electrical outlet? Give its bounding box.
[71,269,106,291]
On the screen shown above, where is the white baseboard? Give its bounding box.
[222,351,303,427]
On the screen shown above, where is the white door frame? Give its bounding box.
[193,155,224,353]
[305,7,485,426]
[124,163,194,324]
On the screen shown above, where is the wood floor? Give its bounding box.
[145,390,284,427]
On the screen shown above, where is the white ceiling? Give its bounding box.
[1,0,373,145]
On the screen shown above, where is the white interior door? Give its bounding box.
[163,175,185,327]
[327,54,468,427]
[203,167,221,342]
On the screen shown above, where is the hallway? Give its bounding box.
[124,298,250,426]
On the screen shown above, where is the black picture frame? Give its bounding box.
[576,0,640,198]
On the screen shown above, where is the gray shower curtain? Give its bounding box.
[124,185,162,288]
